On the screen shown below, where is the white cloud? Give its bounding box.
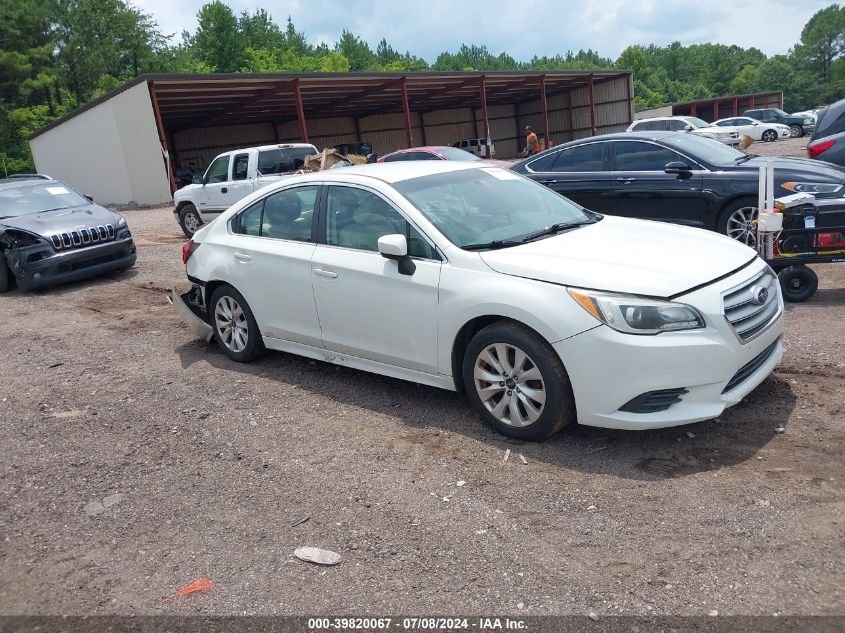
[134,0,830,61]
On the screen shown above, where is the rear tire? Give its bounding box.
[0,257,10,293]
[778,266,818,302]
[209,285,265,362]
[179,204,203,238]
[462,320,575,440]
[762,129,777,142]
[789,124,803,138]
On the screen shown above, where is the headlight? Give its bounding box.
[781,181,843,194]
[117,216,127,226]
[568,288,705,335]
[804,118,813,125]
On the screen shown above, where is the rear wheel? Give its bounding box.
[718,199,758,247]
[179,204,203,237]
[778,265,818,302]
[462,321,575,440]
[209,285,265,362]
[789,124,803,138]
[762,129,778,142]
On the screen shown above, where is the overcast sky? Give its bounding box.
[133,0,831,61]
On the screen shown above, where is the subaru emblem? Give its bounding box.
[751,286,769,305]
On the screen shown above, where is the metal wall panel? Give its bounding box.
[31,80,170,205]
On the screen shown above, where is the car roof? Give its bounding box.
[634,116,696,123]
[294,160,489,184]
[385,146,451,155]
[0,177,58,190]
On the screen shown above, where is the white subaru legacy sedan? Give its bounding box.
[171,162,783,440]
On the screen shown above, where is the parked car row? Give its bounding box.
[627,116,741,146]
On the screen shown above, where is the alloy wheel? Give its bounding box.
[726,206,758,247]
[762,130,776,142]
[789,125,802,138]
[473,343,546,427]
[214,295,249,352]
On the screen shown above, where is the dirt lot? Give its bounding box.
[0,204,843,618]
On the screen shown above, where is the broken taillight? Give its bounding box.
[807,138,835,159]
[181,239,198,264]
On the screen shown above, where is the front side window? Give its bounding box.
[233,185,318,242]
[232,154,249,181]
[551,143,605,172]
[326,186,409,253]
[394,168,593,249]
[613,142,683,171]
[205,156,230,183]
[382,152,407,162]
[667,120,688,131]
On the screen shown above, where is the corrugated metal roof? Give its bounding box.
[31,70,632,139]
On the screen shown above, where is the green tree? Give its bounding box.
[238,9,283,52]
[335,30,376,71]
[193,1,242,72]
[795,4,845,83]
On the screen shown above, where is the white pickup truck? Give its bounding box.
[173,143,317,236]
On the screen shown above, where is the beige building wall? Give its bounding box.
[31,81,171,206]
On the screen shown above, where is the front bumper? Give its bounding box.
[555,261,784,430]
[9,237,137,291]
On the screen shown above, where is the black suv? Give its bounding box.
[807,98,845,167]
[743,108,816,138]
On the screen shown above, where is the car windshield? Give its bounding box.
[393,167,592,248]
[682,117,711,129]
[0,182,90,218]
[437,147,482,161]
[664,133,745,165]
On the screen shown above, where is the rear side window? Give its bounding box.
[382,153,407,162]
[551,143,605,172]
[233,185,318,242]
[613,141,682,171]
[814,105,845,138]
[257,147,315,175]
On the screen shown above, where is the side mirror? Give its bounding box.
[84,194,94,203]
[665,161,692,177]
[192,175,204,185]
[378,234,415,276]
[684,124,694,132]
[753,121,760,126]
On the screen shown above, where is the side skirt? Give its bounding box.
[262,336,458,392]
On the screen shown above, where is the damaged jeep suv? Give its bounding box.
[0,177,136,292]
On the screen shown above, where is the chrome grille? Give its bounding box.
[49,224,115,251]
[723,269,781,343]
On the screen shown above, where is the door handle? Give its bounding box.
[221,187,228,194]
[615,177,636,184]
[539,179,557,184]
[314,268,338,279]
[233,252,252,262]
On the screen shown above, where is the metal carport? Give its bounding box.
[30,71,633,206]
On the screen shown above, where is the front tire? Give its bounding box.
[718,199,758,247]
[762,129,778,142]
[179,204,203,238]
[209,285,265,362]
[462,320,575,440]
[789,124,803,138]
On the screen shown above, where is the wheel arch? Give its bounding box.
[450,315,555,393]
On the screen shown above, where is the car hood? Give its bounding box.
[477,216,757,298]
[0,204,121,238]
[174,184,202,200]
[731,155,845,185]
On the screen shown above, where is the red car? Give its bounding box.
[377,146,513,167]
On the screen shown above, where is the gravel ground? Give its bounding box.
[0,204,843,618]
[743,135,809,158]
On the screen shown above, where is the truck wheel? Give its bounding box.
[179,204,203,237]
[789,124,803,138]
[778,266,818,302]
